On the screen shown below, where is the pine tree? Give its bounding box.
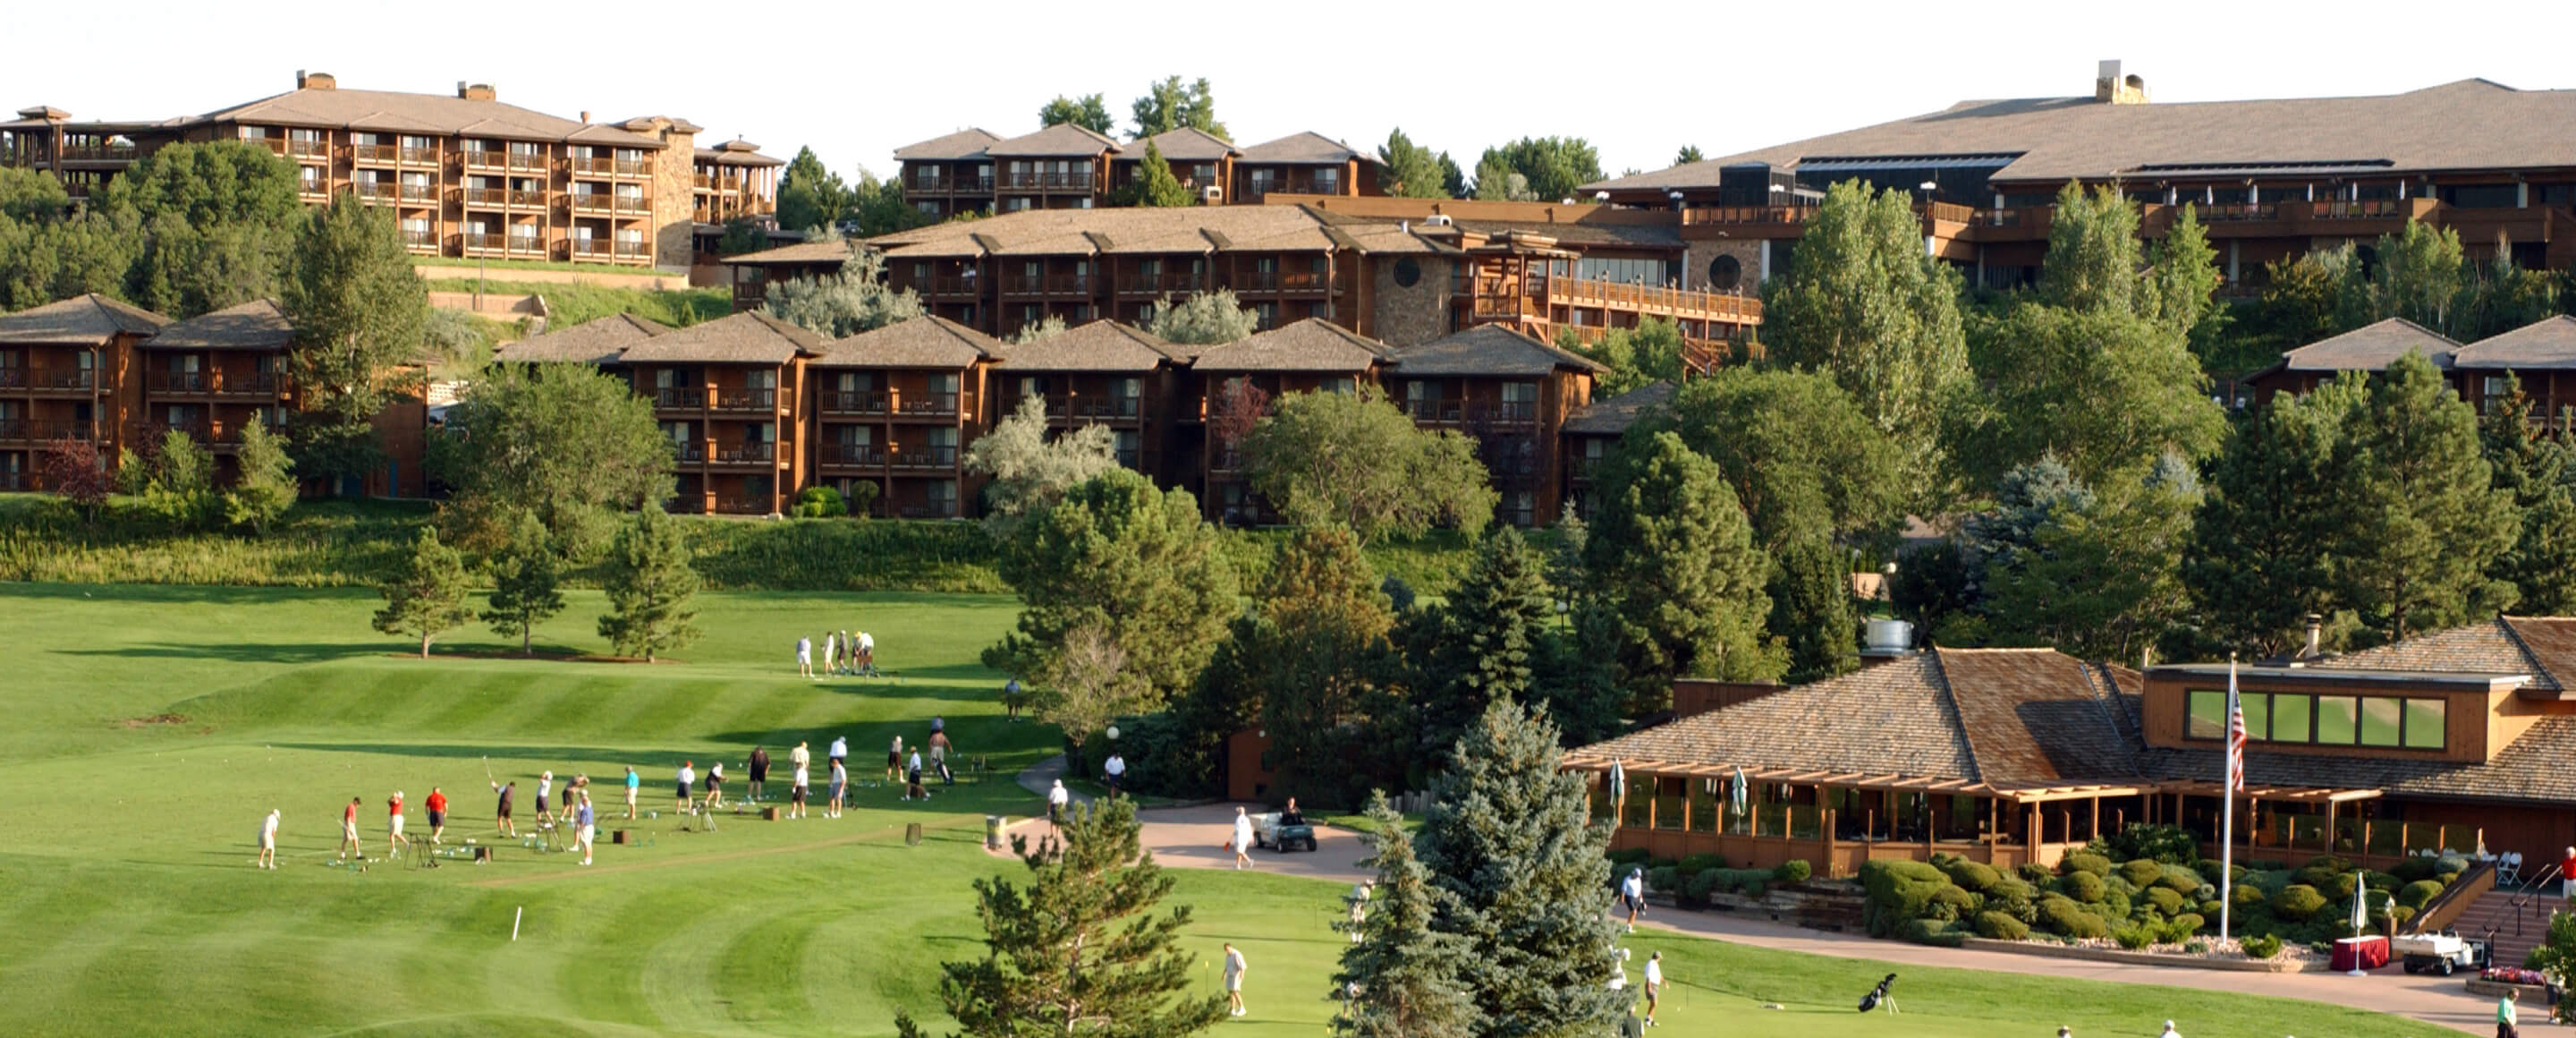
[223,419,296,535]
[597,505,702,662]
[894,798,1227,1038]
[1113,140,1194,208]
[2479,374,2576,614]
[1585,431,1784,705]
[374,528,474,658]
[1255,524,1395,803]
[1767,536,1859,684]
[2333,351,2520,642]
[1334,791,1481,1038]
[1414,527,1554,756]
[2184,382,2361,656]
[1414,698,1623,1038]
[1377,129,1451,200]
[483,512,566,656]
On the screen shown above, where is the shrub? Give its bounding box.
[2246,859,2286,872]
[2039,897,2109,939]
[2397,880,2445,909]
[2060,870,2106,904]
[1987,881,2038,923]
[1975,910,2030,940]
[2061,853,2111,878]
[2118,859,2166,889]
[2184,939,2209,955]
[2364,871,2401,893]
[1860,859,1957,939]
[2143,887,2187,917]
[2271,884,2327,921]
[1679,853,1725,876]
[791,486,846,518]
[2089,822,2202,865]
[2113,924,2156,950]
[2388,905,2416,928]
[2156,864,2206,894]
[2170,913,2206,939]
[1645,856,1678,872]
[2389,857,2440,883]
[1904,917,1966,947]
[2199,899,2225,919]
[2017,863,2055,885]
[1607,847,1652,868]
[2194,858,2231,883]
[1728,868,1772,898]
[1773,859,1812,884]
[2099,887,2132,923]
[1647,865,1682,895]
[2242,933,2284,959]
[1682,869,1724,907]
[2302,854,2355,874]
[2436,855,2471,875]
[1925,885,1978,922]
[2232,883,2268,908]
[1937,857,2003,892]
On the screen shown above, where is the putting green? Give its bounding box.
[0,583,2468,1036]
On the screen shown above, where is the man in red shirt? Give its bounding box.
[2562,847,2575,899]
[387,790,411,858]
[339,796,362,863]
[426,787,449,846]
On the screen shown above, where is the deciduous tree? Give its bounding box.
[224,420,296,535]
[1241,386,1495,542]
[1038,94,1115,136]
[282,194,428,485]
[144,429,219,532]
[1961,304,2225,487]
[1654,366,1905,549]
[1555,319,1682,398]
[1470,138,1604,204]
[1129,76,1225,140]
[1976,457,2199,662]
[1142,289,1258,346]
[597,505,702,662]
[965,394,1119,536]
[429,362,673,561]
[762,251,924,338]
[482,512,566,656]
[39,437,110,522]
[374,527,474,658]
[894,798,1226,1038]
[1335,790,1481,1038]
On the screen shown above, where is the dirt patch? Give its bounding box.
[120,713,190,728]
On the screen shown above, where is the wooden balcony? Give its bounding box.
[895,501,962,520]
[708,442,779,467]
[996,171,1095,192]
[244,138,289,157]
[140,370,286,399]
[298,181,333,200]
[569,156,651,178]
[905,174,994,195]
[1682,204,1819,226]
[0,418,97,444]
[1116,273,1202,297]
[56,143,138,163]
[1402,399,1538,427]
[819,391,890,415]
[910,275,980,300]
[462,233,547,259]
[463,151,548,173]
[1001,274,1097,297]
[654,387,708,411]
[1018,396,1142,423]
[1239,269,1332,294]
[1241,178,1343,200]
[892,392,964,420]
[818,442,886,468]
[888,446,960,470]
[286,139,330,160]
[671,440,706,463]
[1545,276,1763,325]
[709,387,778,412]
[570,239,652,260]
[400,146,440,166]
[568,193,651,216]
[350,143,399,165]
[401,229,440,251]
[21,368,97,394]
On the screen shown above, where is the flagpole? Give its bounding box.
[2221,654,2238,945]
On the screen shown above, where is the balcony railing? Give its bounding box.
[400,146,440,166]
[351,143,399,164]
[671,440,706,463]
[1030,396,1143,421]
[910,275,980,298]
[711,442,778,465]
[399,183,438,204]
[1402,399,1539,425]
[655,387,708,410]
[0,369,19,389]
[287,139,329,159]
[462,233,546,257]
[570,156,651,177]
[1241,269,1330,293]
[889,446,960,469]
[711,388,777,412]
[819,442,886,467]
[463,188,510,208]
[1117,272,1201,296]
[146,370,210,394]
[0,471,23,491]
[1002,274,1096,296]
[1241,178,1343,200]
[26,368,97,391]
[7,419,95,442]
[568,193,651,215]
[997,171,1095,191]
[1543,276,1763,324]
[402,229,439,250]
[462,151,508,170]
[58,143,139,162]
[298,180,332,198]
[895,393,961,417]
[1682,204,1819,226]
[245,137,288,156]
[570,239,652,260]
[819,391,889,414]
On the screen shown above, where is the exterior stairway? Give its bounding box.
[2453,880,2563,972]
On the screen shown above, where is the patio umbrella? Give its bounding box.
[1608,761,1626,805]
[2351,871,2369,934]
[1731,767,1750,821]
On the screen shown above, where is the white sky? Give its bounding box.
[11,0,2575,184]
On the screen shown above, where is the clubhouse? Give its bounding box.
[1563,618,2576,881]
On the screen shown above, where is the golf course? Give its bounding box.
[0,581,2473,1037]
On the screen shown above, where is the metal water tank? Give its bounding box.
[1864,619,1914,652]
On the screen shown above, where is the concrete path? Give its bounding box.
[1128,802,2500,1035]
[1016,753,1088,804]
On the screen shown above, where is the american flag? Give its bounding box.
[2225,660,2247,793]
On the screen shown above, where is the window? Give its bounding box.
[2273,694,2310,744]
[1320,377,1355,395]
[2439,183,2519,209]
[1501,383,1538,404]
[2186,690,2224,739]
[2404,699,2446,749]
[2240,694,2271,742]
[2187,689,2445,750]
[1314,168,1340,193]
[2360,698,2402,746]
[2317,696,2358,744]
[1393,258,1421,288]
[1576,256,1674,285]
[916,201,939,216]
[1709,254,1742,291]
[2484,376,2517,415]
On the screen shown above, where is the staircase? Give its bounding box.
[2454,872,2563,972]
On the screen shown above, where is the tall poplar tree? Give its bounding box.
[597,505,702,662]
[1335,791,1480,1038]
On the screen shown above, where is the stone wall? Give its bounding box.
[1371,253,1454,347]
[1684,240,1765,294]
[648,125,699,270]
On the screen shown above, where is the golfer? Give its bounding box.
[386,790,410,857]
[905,748,928,801]
[790,755,809,820]
[256,809,280,870]
[1103,753,1125,798]
[1620,866,1647,932]
[856,630,875,676]
[790,740,811,788]
[536,770,555,823]
[1047,779,1070,835]
[491,780,516,837]
[827,758,847,819]
[885,735,902,783]
[1643,950,1664,1026]
[829,735,848,768]
[1002,677,1023,721]
[797,634,814,678]
[675,761,696,814]
[928,727,953,786]
[623,767,640,820]
[425,787,448,845]
[1231,806,1255,871]
[1222,943,1248,1017]
[747,747,770,803]
[575,791,597,866]
[340,796,362,862]
[703,760,725,812]
[2503,991,2521,1038]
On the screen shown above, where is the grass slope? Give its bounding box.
[0,583,2465,1037]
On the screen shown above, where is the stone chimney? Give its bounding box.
[2095,60,2148,105]
[297,71,335,91]
[457,81,496,102]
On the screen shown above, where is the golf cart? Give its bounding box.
[2393,931,2488,975]
[1250,812,1316,853]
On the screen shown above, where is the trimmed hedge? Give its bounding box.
[1773,859,1812,883]
[2039,896,2109,939]
[1679,853,1725,875]
[2142,887,2187,917]
[1975,910,2031,940]
[2118,859,2165,889]
[2271,884,2327,921]
[2243,933,2284,959]
[2060,870,2106,904]
[2397,879,2445,909]
[2061,853,2112,878]
[1937,857,2003,893]
[1860,860,1955,939]
[1904,917,1967,947]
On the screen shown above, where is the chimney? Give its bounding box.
[580,110,591,124]
[458,81,496,102]
[2095,60,2149,105]
[297,71,335,90]
[2303,613,2324,659]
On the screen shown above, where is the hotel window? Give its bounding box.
[1190,163,1216,185]
[1250,168,1275,194]
[928,479,958,513]
[2483,376,2517,415]
[2185,690,2446,750]
[1003,198,1032,212]
[914,201,938,216]
[2439,183,2519,209]
[1313,168,1339,193]
[298,166,322,192]
[1253,302,1278,328]
[1114,430,1140,467]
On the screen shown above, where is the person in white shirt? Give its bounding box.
[856,631,876,676]
[1222,943,1248,1017]
[1231,806,1255,870]
[256,809,280,870]
[1620,867,1647,932]
[675,761,697,814]
[824,631,839,676]
[795,635,812,678]
[790,756,810,819]
[1642,951,1664,1026]
[829,736,848,768]
[886,736,903,783]
[537,770,555,823]
[1046,779,1071,836]
[905,749,928,801]
[1103,753,1126,798]
[703,761,725,812]
[2157,1021,2182,1038]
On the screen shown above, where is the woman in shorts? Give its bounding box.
[827,758,847,820]
[789,757,810,820]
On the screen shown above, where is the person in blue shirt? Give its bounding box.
[623,767,640,821]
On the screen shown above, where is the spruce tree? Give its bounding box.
[1585,431,1784,705]
[223,419,296,535]
[1767,535,1859,684]
[1414,698,1623,1038]
[2184,382,2361,656]
[895,798,1226,1038]
[2333,351,2520,642]
[1414,526,1554,757]
[1335,791,1481,1038]
[1114,140,1195,208]
[374,528,474,658]
[597,505,702,662]
[2479,374,2576,614]
[1255,524,1395,804]
[483,512,567,656]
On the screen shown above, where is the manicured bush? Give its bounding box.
[2039,896,2109,939]
[1647,865,1682,895]
[2061,870,2106,904]
[2271,884,2327,921]
[1645,856,1678,872]
[1975,910,2030,940]
[2143,887,2187,917]
[2388,905,2416,928]
[1860,859,1957,939]
[2017,863,2055,884]
[791,486,846,518]
[2199,899,2225,919]
[2389,857,2440,883]
[2113,924,2156,950]
[2118,859,2165,889]
[2242,933,2284,959]
[2170,912,2206,938]
[2195,858,2231,883]
[1904,917,1967,948]
[1682,869,1724,907]
[2364,871,2401,893]
[1937,857,2003,892]
[2397,879,2446,909]
[2061,853,2111,878]
[1607,847,1652,868]
[2099,887,2131,923]
[2232,883,2268,908]
[1679,853,1725,876]
[2246,859,2286,872]
[1773,859,1812,883]
[2089,822,2202,865]
[1925,884,1978,921]
[1986,881,2038,924]
[2436,855,2471,875]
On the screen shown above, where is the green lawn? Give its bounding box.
[0,583,2467,1036]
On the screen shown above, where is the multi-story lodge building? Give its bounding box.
[891,124,1384,216]
[0,294,166,491]
[2247,314,2576,415]
[1580,63,2576,294]
[0,72,776,268]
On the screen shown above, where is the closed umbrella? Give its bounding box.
[1731,767,1750,829]
[1607,761,1626,813]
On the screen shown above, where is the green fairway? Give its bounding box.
[0,583,2467,1036]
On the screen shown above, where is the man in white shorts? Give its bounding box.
[257,809,280,870]
[386,790,411,857]
[1231,806,1255,871]
[796,635,813,678]
[1643,950,1665,1026]
[1223,942,1248,1017]
[340,796,362,862]
[574,791,597,866]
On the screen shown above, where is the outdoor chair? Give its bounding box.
[2499,852,2524,887]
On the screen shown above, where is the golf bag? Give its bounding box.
[1857,973,1898,1014]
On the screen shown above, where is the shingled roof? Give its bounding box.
[1568,648,2142,791]
[1190,319,1390,374]
[492,312,672,365]
[813,316,1002,370]
[994,320,1175,372]
[719,239,857,267]
[894,127,1002,161]
[1239,131,1377,166]
[984,123,1121,158]
[0,294,170,345]
[1123,127,1238,163]
[1585,78,2576,193]
[870,204,1349,259]
[181,85,662,148]
[1391,324,1606,377]
[1563,380,1674,435]
[2321,617,2560,691]
[2140,715,2576,808]
[2275,318,2459,372]
[142,299,292,352]
[616,311,823,364]
[2453,315,2576,370]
